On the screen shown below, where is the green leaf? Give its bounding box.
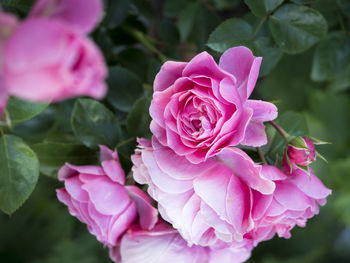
[31,142,98,178]
[207,18,252,53]
[337,0,350,17]
[178,2,200,42]
[126,96,152,137]
[269,4,328,54]
[251,36,283,76]
[71,99,121,149]
[164,0,189,18]
[178,2,220,50]
[7,98,49,125]
[291,0,317,4]
[0,135,39,215]
[328,66,350,93]
[311,32,350,82]
[104,0,131,28]
[106,66,144,112]
[244,0,284,18]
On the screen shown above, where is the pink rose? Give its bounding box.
[109,221,253,263]
[150,46,277,163]
[57,145,158,247]
[249,165,331,240]
[287,137,316,166]
[3,18,107,102]
[30,0,103,34]
[131,138,275,246]
[0,9,18,117]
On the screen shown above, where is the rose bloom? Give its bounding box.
[109,221,253,263]
[246,165,331,243]
[0,8,18,117]
[150,46,277,163]
[57,146,158,247]
[287,137,316,167]
[3,18,107,102]
[131,138,275,246]
[30,0,103,34]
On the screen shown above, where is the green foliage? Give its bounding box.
[269,4,328,54]
[71,99,121,149]
[244,0,284,18]
[6,98,49,125]
[0,135,39,215]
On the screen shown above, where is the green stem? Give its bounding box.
[268,121,288,141]
[257,147,267,165]
[123,26,169,63]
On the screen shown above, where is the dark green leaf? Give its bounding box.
[213,0,240,10]
[0,135,39,215]
[157,19,180,44]
[126,96,152,137]
[31,142,98,178]
[7,98,49,125]
[207,18,252,53]
[291,0,317,4]
[104,0,131,28]
[71,99,121,149]
[164,0,189,18]
[178,2,200,42]
[244,0,284,18]
[337,0,350,17]
[328,66,350,93]
[311,32,350,82]
[252,36,283,76]
[107,66,144,112]
[178,2,220,50]
[269,4,328,54]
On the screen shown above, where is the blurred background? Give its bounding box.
[1,0,349,262]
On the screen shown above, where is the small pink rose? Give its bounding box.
[287,137,316,166]
[250,165,331,239]
[109,221,252,263]
[57,145,158,247]
[3,18,107,102]
[30,0,103,34]
[131,138,275,246]
[150,46,277,163]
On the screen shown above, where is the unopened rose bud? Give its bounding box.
[287,137,316,166]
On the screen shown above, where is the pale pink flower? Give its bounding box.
[30,0,103,34]
[57,145,158,247]
[3,18,107,102]
[150,46,277,163]
[131,138,275,246]
[248,165,331,241]
[109,221,253,263]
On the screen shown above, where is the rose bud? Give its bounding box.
[287,137,316,166]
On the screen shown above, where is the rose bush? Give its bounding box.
[150,46,278,163]
[57,145,158,247]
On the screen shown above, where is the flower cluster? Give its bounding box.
[0,0,107,117]
[56,44,331,263]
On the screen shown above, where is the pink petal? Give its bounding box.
[274,181,313,211]
[64,176,89,202]
[290,172,332,200]
[82,177,130,215]
[154,61,187,92]
[245,100,278,122]
[126,185,158,230]
[219,46,262,100]
[217,148,275,195]
[30,0,103,34]
[252,191,273,221]
[240,121,268,147]
[183,52,229,80]
[261,165,288,181]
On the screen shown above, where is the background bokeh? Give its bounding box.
[0,0,349,262]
